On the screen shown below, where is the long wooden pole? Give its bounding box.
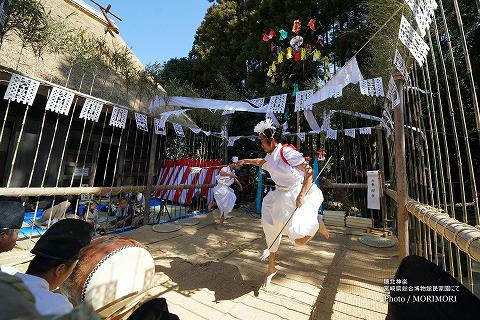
[394,77,408,259]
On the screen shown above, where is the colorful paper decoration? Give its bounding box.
[294,89,313,112]
[316,37,324,47]
[300,48,307,60]
[398,15,429,66]
[269,29,276,39]
[359,78,385,97]
[313,49,321,61]
[279,29,288,40]
[80,98,103,122]
[277,51,284,63]
[306,44,313,53]
[134,112,149,132]
[4,73,40,106]
[109,106,128,129]
[282,79,287,88]
[290,36,303,51]
[294,51,301,61]
[173,123,185,137]
[292,83,299,97]
[271,61,277,72]
[286,47,293,59]
[267,66,273,77]
[271,76,275,84]
[307,19,316,31]
[45,87,75,115]
[267,94,287,113]
[262,33,269,42]
[292,20,301,34]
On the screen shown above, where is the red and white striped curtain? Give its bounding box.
[154,159,223,205]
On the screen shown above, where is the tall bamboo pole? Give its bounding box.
[394,77,408,259]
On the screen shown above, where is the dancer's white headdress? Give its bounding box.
[254,118,276,136]
[231,156,239,163]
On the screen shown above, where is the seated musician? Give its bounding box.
[15,219,93,316]
[111,198,135,228]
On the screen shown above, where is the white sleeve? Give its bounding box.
[282,147,305,166]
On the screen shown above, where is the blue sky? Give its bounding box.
[105,0,212,65]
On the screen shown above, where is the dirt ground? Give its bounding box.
[124,209,400,320]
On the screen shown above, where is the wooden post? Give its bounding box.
[376,127,388,232]
[144,131,158,223]
[394,78,409,258]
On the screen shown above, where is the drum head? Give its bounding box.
[61,236,155,310]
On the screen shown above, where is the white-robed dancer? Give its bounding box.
[237,119,329,287]
[213,157,243,230]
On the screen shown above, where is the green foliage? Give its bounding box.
[0,0,50,56]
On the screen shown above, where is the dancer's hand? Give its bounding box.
[296,194,305,208]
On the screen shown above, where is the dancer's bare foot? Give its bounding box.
[318,220,330,239]
[262,268,278,289]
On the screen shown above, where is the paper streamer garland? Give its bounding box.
[4,73,40,106]
[228,136,241,147]
[344,128,356,138]
[247,98,265,108]
[387,76,401,108]
[297,132,306,142]
[359,78,385,97]
[80,98,103,122]
[267,94,287,113]
[135,113,149,132]
[45,87,75,115]
[154,118,167,135]
[360,127,372,135]
[327,129,338,140]
[398,15,430,66]
[190,127,202,134]
[393,50,411,86]
[109,106,128,129]
[172,123,185,137]
[294,89,313,112]
[403,0,437,37]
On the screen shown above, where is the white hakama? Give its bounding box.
[262,183,323,252]
[213,166,237,217]
[261,144,324,253]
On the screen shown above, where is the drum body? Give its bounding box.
[60,236,155,310]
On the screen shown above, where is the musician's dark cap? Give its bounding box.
[0,201,25,230]
[31,219,93,261]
